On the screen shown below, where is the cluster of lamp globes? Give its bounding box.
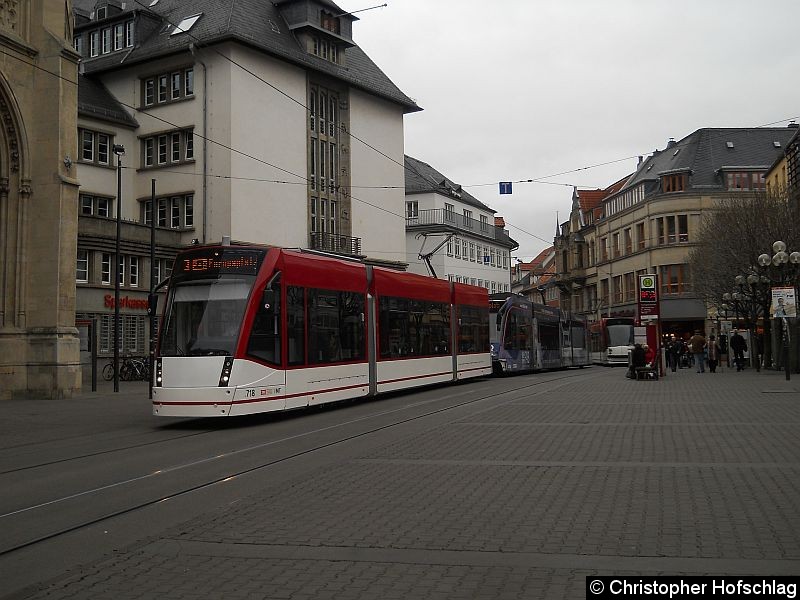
[720,242,799,314]
[757,240,800,268]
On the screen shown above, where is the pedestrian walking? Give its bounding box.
[667,338,678,372]
[730,330,747,372]
[689,330,706,373]
[707,335,721,373]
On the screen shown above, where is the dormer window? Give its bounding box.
[312,36,340,64]
[96,6,107,20]
[662,173,686,193]
[321,10,340,34]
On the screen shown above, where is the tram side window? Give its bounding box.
[308,288,365,364]
[378,296,450,359]
[458,305,489,353]
[247,277,281,365]
[501,309,531,353]
[287,286,305,366]
[570,324,586,349]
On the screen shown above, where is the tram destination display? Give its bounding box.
[176,248,265,278]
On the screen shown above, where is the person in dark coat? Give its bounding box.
[667,338,682,372]
[628,343,646,378]
[730,330,747,372]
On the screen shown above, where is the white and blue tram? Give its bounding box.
[489,293,589,374]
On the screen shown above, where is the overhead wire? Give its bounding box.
[6,14,798,253]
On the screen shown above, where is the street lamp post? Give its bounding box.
[113,144,125,393]
[758,241,800,381]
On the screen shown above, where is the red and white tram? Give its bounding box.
[153,244,491,417]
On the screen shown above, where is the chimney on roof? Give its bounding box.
[494,216,506,229]
[666,138,677,149]
[637,155,643,165]
[788,121,799,129]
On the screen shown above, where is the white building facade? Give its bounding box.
[72,0,420,364]
[404,156,517,293]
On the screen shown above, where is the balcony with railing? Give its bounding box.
[405,208,515,247]
[309,231,362,256]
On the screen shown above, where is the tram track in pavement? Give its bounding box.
[0,369,596,559]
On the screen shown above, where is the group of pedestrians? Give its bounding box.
[665,330,749,373]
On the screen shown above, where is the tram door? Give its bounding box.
[501,306,533,371]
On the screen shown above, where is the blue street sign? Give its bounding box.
[499,182,512,194]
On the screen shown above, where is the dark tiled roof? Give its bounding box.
[78,74,139,127]
[75,0,420,113]
[625,127,796,191]
[404,155,494,213]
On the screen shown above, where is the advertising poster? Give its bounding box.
[770,286,796,318]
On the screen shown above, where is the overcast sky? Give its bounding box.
[337,0,800,261]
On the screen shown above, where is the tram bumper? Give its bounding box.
[152,386,235,417]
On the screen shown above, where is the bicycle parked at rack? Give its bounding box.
[102,357,151,382]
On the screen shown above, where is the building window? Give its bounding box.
[463,209,473,228]
[78,193,114,218]
[660,264,691,295]
[480,215,489,232]
[624,228,632,254]
[171,72,181,100]
[89,31,99,56]
[79,129,114,166]
[101,253,112,285]
[142,194,194,229]
[101,27,111,53]
[141,129,194,169]
[726,171,765,191]
[446,237,453,256]
[600,237,608,261]
[624,272,635,302]
[469,242,475,262]
[656,215,689,245]
[141,68,195,107]
[636,222,646,250]
[662,173,686,193]
[125,20,134,47]
[76,250,89,283]
[462,239,468,260]
[444,203,454,222]
[113,23,124,50]
[129,256,139,288]
[406,201,418,219]
[612,233,620,258]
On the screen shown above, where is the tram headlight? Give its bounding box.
[218,357,234,387]
[155,358,163,387]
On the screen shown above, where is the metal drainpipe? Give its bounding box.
[190,44,208,243]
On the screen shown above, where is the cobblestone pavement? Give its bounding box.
[14,368,800,599]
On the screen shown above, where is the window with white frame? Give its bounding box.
[406,201,418,219]
[463,209,473,228]
[142,67,194,107]
[142,194,194,229]
[444,203,454,222]
[129,256,139,288]
[79,129,113,166]
[141,129,194,168]
[78,193,114,218]
[76,250,89,283]
[480,215,489,232]
[101,253,112,285]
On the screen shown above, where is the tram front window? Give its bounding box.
[607,324,633,348]
[160,277,255,357]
